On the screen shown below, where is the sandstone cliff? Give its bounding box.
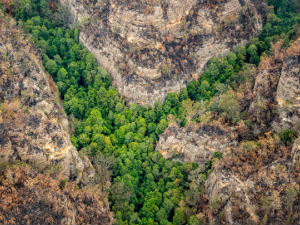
[0,13,112,225]
[156,122,238,170]
[205,134,300,225]
[0,163,113,225]
[204,40,300,225]
[0,16,86,182]
[249,39,300,134]
[62,0,266,105]
[156,39,300,224]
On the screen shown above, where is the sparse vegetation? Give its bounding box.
[0,162,112,225]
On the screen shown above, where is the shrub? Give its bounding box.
[279,129,297,145]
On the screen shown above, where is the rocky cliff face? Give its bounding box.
[156,122,238,169]
[155,39,300,224]
[62,0,266,105]
[0,13,112,225]
[203,40,300,225]
[205,135,300,225]
[0,16,86,182]
[0,163,113,225]
[249,39,300,134]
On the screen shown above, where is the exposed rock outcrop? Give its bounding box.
[249,39,300,134]
[62,0,266,105]
[156,123,238,169]
[155,39,300,225]
[0,163,113,225]
[0,14,87,182]
[203,40,300,225]
[0,13,112,225]
[205,135,300,225]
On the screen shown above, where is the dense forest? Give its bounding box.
[2,0,299,224]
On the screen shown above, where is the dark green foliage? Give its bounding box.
[186,0,299,102]
[9,2,191,224]
[8,0,299,224]
[279,129,297,145]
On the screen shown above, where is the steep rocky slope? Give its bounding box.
[155,39,300,224]
[156,122,238,169]
[157,39,299,160]
[200,40,300,224]
[205,135,300,225]
[0,163,112,225]
[0,16,86,182]
[62,0,266,105]
[0,13,112,225]
[249,40,300,134]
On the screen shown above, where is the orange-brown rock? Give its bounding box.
[205,134,300,225]
[0,163,113,225]
[249,39,300,134]
[203,40,300,225]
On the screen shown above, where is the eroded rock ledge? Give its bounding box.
[156,123,238,169]
[62,0,266,105]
